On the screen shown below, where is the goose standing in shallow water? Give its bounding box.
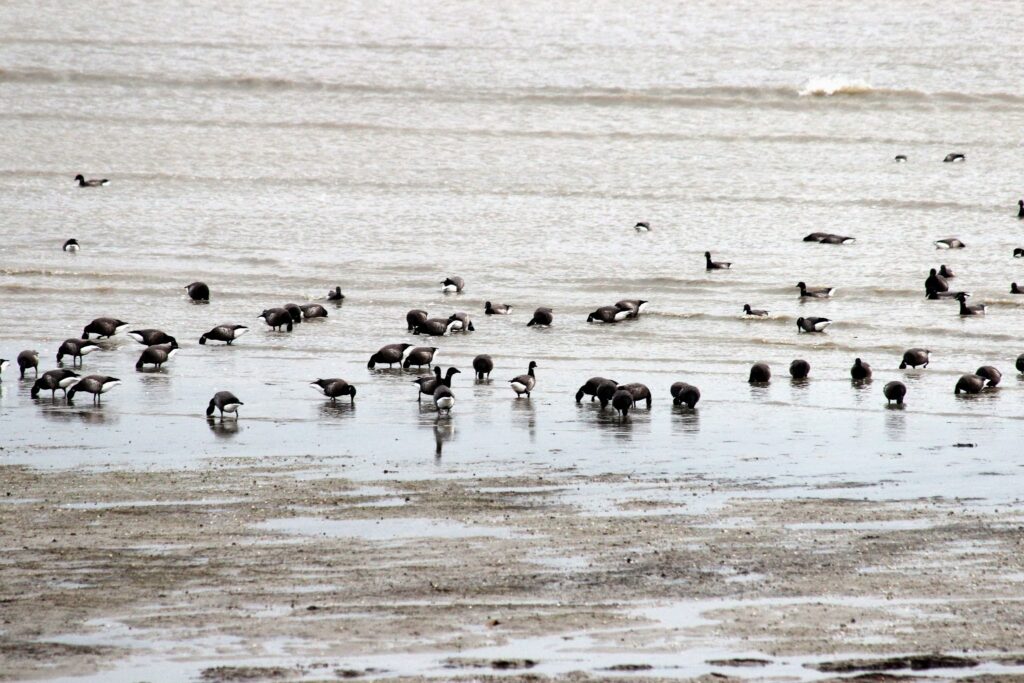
[207,391,243,418]
[900,349,930,369]
[327,287,345,301]
[283,304,303,324]
[705,251,731,270]
[954,374,986,394]
[749,363,771,383]
[925,268,949,295]
[1017,354,1024,374]
[485,301,511,315]
[17,350,39,378]
[129,329,177,346]
[185,282,210,301]
[796,282,834,298]
[614,300,648,318]
[135,343,177,370]
[576,376,617,403]
[413,367,460,402]
[935,238,965,249]
[447,312,474,332]
[743,304,768,317]
[472,355,493,379]
[955,292,986,316]
[57,339,100,365]
[403,346,438,370]
[199,325,248,345]
[259,308,294,331]
[510,361,537,397]
[975,366,1001,387]
[433,384,455,415]
[367,343,412,369]
[789,359,811,379]
[310,379,357,403]
[527,307,553,327]
[884,381,907,405]
[31,369,79,398]
[74,174,108,187]
[62,238,80,252]
[82,317,129,339]
[850,358,873,381]
[441,276,465,293]
[670,382,700,408]
[414,318,458,337]
[797,316,831,333]
[406,309,428,331]
[67,375,120,403]
[300,304,328,319]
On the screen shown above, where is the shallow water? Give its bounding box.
[3,1,1024,504]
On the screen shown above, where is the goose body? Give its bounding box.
[300,304,328,319]
[62,238,80,252]
[900,348,930,369]
[954,374,986,394]
[403,346,438,370]
[74,174,108,187]
[587,305,630,323]
[67,375,121,403]
[1013,283,1023,295]
[804,232,854,244]
[327,287,345,301]
[850,358,872,381]
[634,221,651,232]
[129,329,177,346]
[743,304,768,317]
[796,282,834,298]
[31,369,80,398]
[749,362,771,383]
[894,154,907,162]
[935,238,965,249]
[414,318,458,337]
[283,304,303,323]
[185,282,210,301]
[447,312,474,332]
[883,381,907,405]
[942,153,965,163]
[596,380,619,408]
[441,276,465,293]
[614,300,648,318]
[955,292,985,315]
[485,301,512,315]
[975,366,1001,387]
[527,307,553,327]
[670,382,700,409]
[433,384,455,415]
[472,354,494,379]
[413,366,461,401]
[17,350,39,378]
[927,290,967,300]
[310,378,357,403]
[57,339,100,365]
[136,343,178,370]
[0,358,7,376]
[82,317,129,339]
[938,265,955,279]
[611,388,635,417]
[1017,353,1024,374]
[406,309,429,331]
[797,316,832,333]
[1016,248,1024,258]
[367,343,413,369]
[207,391,243,417]
[510,361,537,397]
[199,324,249,345]
[789,359,810,379]
[259,308,294,331]
[925,268,949,295]
[705,251,731,270]
[576,376,617,403]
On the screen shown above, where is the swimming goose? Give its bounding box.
[441,276,465,293]
[796,316,831,332]
[705,251,731,270]
[611,388,635,417]
[135,343,177,370]
[62,238,80,252]
[0,358,7,377]
[954,374,986,394]
[414,367,460,401]
[796,282,834,298]
[199,324,249,345]
[74,174,108,187]
[927,290,967,300]
[185,282,210,301]
[414,318,458,336]
[955,292,985,315]
[803,232,830,242]
[485,301,512,315]
[403,346,438,370]
[900,348,930,369]
[850,358,872,381]
[942,153,965,162]
[1016,248,1024,258]
[82,317,129,339]
[1017,353,1024,374]
[1012,283,1022,295]
[472,354,493,379]
[510,361,537,397]
[975,366,1001,387]
[300,304,328,319]
[206,391,243,418]
[259,308,294,331]
[925,268,949,295]
[938,265,956,278]
[743,304,768,317]
[789,359,810,379]
[310,378,357,403]
[894,154,907,162]
[819,234,856,244]
[883,381,907,405]
[447,312,474,332]
[327,287,345,301]
[129,329,177,346]
[749,363,771,383]
[17,350,39,378]
[576,376,617,403]
[670,382,701,409]
[1018,200,1024,218]
[57,339,100,365]
[527,307,553,327]
[367,343,413,369]
[935,238,965,249]
[587,305,629,323]
[406,309,429,331]
[614,300,648,317]
[67,375,120,403]
[634,221,651,232]
[31,369,79,398]
[433,384,455,415]
[283,304,303,324]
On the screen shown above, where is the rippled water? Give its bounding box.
[2,1,1024,501]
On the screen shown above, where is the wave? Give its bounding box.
[798,76,875,97]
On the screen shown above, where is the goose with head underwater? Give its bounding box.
[207,391,243,418]
[31,369,80,398]
[310,379,357,403]
[67,375,121,403]
[199,324,249,345]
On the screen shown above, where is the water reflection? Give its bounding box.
[511,398,536,440]
[433,419,455,458]
[318,401,356,420]
[884,406,907,440]
[672,406,701,434]
[38,403,115,425]
[207,416,240,438]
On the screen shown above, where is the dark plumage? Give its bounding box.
[670,382,700,409]
[577,376,616,403]
[850,358,872,381]
[614,300,648,318]
[634,221,651,232]
[743,304,768,317]
[406,309,429,331]
[925,268,949,295]
[74,174,108,187]
[57,339,100,365]
[67,375,121,403]
[447,312,474,332]
[1017,353,1024,374]
[472,354,494,379]
[403,346,438,370]
[17,350,39,378]
[955,292,985,316]
[927,290,967,300]
[259,308,294,331]
[485,301,511,315]
[938,265,955,279]
[367,343,412,369]
[975,366,1001,387]
[705,251,731,270]
[954,374,986,395]
[327,287,345,301]
[796,282,834,298]
[413,367,460,401]
[185,282,210,301]
[129,329,177,346]
[942,153,965,162]
[789,359,810,379]
[199,324,248,345]
[82,317,128,339]
[510,361,538,397]
[894,154,907,162]
[62,238,80,252]
[797,316,831,333]
[441,276,465,293]
[206,391,243,417]
[433,384,455,415]
[595,380,618,408]
[749,363,771,383]
[1015,248,1024,258]
[527,307,553,327]
[1012,283,1022,295]
[611,388,634,417]
[135,343,177,370]
[414,318,457,336]
[935,238,965,249]
[883,381,907,406]
[300,304,328,319]
[31,369,80,398]
[587,306,628,323]
[310,378,357,403]
[900,349,930,369]
[283,304,303,323]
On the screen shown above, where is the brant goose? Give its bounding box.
[74,174,108,187]
[62,238,80,252]
[705,251,731,270]
[199,325,249,345]
[407,309,429,331]
[135,343,177,370]
[67,375,121,403]
[31,369,79,398]
[925,268,949,295]
[938,265,956,278]
[403,346,438,370]
[310,378,357,403]
[527,307,553,327]
[433,384,455,415]
[57,339,100,365]
[300,304,328,319]
[510,361,537,397]
[1012,283,1023,294]
[587,305,629,323]
[414,367,459,401]
[447,312,474,332]
[883,381,907,405]
[327,287,345,301]
[749,363,771,383]
[17,350,39,378]
[850,358,872,381]
[634,221,651,232]
[900,349,930,369]
[485,301,512,315]
[414,318,458,336]
[796,282,834,298]
[955,292,985,315]
[185,282,210,301]
[954,374,986,394]
[935,238,965,249]
[894,154,907,162]
[743,304,768,317]
[975,366,1001,387]
[283,304,303,323]
[670,382,700,408]
[367,343,413,369]
[789,359,810,379]
[82,317,128,339]
[942,153,965,162]
[472,354,493,379]
[614,300,648,317]
[441,276,465,293]
[206,391,243,418]
[796,316,832,332]
[576,376,617,403]
[258,308,294,331]
[129,329,177,346]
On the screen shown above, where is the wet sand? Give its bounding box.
[2,457,1023,681]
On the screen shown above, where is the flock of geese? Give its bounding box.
[3,174,1024,422]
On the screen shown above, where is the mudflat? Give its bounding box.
[2,457,1022,681]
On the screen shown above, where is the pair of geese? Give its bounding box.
[4,361,122,403]
[742,282,836,333]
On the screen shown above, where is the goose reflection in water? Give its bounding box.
[207,416,240,438]
[434,419,455,458]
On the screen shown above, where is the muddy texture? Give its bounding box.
[1,458,1023,681]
